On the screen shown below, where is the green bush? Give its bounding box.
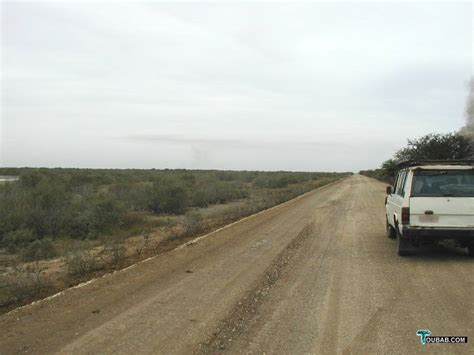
[395,132,472,161]
[148,184,188,214]
[362,132,473,183]
[190,182,248,207]
[20,239,57,262]
[2,229,37,253]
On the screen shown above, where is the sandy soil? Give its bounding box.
[1,175,472,354]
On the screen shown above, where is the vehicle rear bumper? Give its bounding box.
[402,227,474,242]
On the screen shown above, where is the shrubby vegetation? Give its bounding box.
[360,132,473,182]
[394,133,472,161]
[359,159,398,183]
[0,168,348,253]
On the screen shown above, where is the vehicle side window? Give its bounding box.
[392,173,399,194]
[399,172,409,196]
[395,172,406,196]
[393,173,401,195]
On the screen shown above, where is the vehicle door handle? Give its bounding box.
[424,210,434,215]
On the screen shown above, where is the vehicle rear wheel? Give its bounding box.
[386,219,396,239]
[397,230,410,256]
[468,244,474,257]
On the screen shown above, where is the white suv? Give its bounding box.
[385,160,474,256]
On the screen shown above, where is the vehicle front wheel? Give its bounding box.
[468,244,474,257]
[397,230,411,256]
[386,219,396,239]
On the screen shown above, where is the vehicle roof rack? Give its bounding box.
[397,159,474,169]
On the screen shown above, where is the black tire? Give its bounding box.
[386,218,396,239]
[397,229,410,256]
[468,244,474,257]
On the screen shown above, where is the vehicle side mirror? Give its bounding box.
[386,186,392,195]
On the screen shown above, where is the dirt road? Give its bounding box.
[1,175,473,354]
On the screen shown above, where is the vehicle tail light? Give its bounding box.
[401,207,410,225]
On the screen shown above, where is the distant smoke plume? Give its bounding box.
[460,78,474,139]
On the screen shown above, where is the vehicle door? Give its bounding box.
[410,169,474,228]
[387,170,408,229]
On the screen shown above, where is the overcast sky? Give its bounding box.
[1,1,473,171]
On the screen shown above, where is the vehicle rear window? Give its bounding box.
[412,170,474,197]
